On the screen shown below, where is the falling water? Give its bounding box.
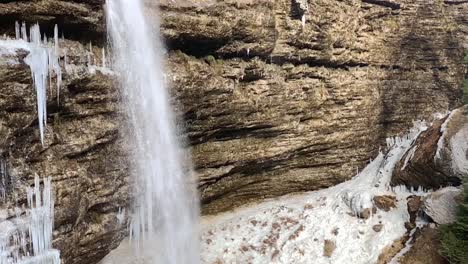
[105,1,199,263]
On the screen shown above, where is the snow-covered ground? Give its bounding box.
[102,121,431,264]
[199,121,429,264]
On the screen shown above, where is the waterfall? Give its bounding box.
[105,1,200,263]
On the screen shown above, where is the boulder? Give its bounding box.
[423,187,462,225]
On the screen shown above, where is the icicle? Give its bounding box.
[88,42,93,68]
[64,49,68,73]
[117,208,126,225]
[24,24,48,146]
[301,14,306,28]
[102,47,106,68]
[52,25,62,105]
[15,21,20,40]
[21,22,27,42]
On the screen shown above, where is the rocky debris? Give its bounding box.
[358,207,377,219]
[423,187,462,225]
[373,195,396,212]
[373,224,384,232]
[398,227,449,264]
[323,239,336,258]
[392,107,467,189]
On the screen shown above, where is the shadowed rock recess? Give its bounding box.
[0,0,467,263]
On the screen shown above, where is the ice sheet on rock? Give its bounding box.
[25,24,49,146]
[0,39,31,65]
[200,121,430,264]
[435,109,458,161]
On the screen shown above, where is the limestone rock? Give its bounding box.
[0,39,128,264]
[373,224,384,232]
[423,187,462,225]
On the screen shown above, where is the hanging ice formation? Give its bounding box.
[17,22,62,145]
[0,176,60,264]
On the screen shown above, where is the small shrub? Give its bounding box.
[440,176,468,264]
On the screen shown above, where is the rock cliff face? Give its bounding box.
[0,0,467,263]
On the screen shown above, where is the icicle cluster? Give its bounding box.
[16,22,62,146]
[0,176,60,264]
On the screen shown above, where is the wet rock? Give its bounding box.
[373,195,396,212]
[359,207,377,219]
[323,239,336,258]
[373,224,383,232]
[407,195,422,225]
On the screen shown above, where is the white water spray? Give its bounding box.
[105,1,199,263]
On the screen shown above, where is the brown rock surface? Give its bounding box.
[377,235,408,264]
[0,40,129,264]
[0,0,466,264]
[323,239,336,257]
[373,195,396,211]
[399,227,449,264]
[407,195,422,228]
